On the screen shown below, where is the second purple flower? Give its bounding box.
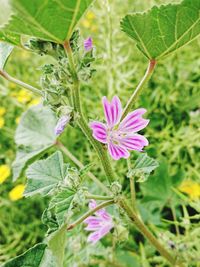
[89,96,149,160]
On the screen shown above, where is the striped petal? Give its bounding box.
[108,142,130,160]
[119,108,149,133]
[102,96,122,127]
[119,134,149,151]
[89,121,107,144]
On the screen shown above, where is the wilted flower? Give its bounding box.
[9,184,25,201]
[54,115,70,136]
[84,200,113,244]
[89,96,149,160]
[84,37,93,52]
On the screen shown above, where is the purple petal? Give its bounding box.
[108,142,130,160]
[84,217,102,231]
[119,134,149,151]
[119,108,149,133]
[84,37,93,52]
[102,96,122,128]
[87,231,101,244]
[54,115,70,136]
[99,223,113,237]
[89,121,107,144]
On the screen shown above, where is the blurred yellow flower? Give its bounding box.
[28,98,41,107]
[179,180,200,200]
[0,165,11,184]
[86,11,95,20]
[15,117,21,124]
[0,107,6,116]
[0,117,5,128]
[81,10,97,32]
[16,89,32,104]
[81,19,91,28]
[9,184,25,201]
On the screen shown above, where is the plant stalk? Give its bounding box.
[121,59,156,120]
[63,41,116,184]
[0,70,43,96]
[67,199,115,230]
[119,198,180,266]
[86,193,113,200]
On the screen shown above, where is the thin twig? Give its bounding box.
[67,199,115,230]
[0,70,43,96]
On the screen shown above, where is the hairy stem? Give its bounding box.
[121,60,156,120]
[67,199,115,230]
[0,70,43,96]
[119,198,180,266]
[63,41,116,184]
[127,159,136,211]
[56,141,110,194]
[86,193,113,200]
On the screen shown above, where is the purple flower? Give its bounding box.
[84,37,93,52]
[89,96,149,160]
[54,115,70,136]
[84,200,113,244]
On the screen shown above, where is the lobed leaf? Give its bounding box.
[0,0,95,46]
[121,0,200,59]
[128,153,159,182]
[25,151,65,197]
[12,105,57,181]
[1,243,47,267]
[49,188,75,227]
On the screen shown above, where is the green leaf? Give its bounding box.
[47,225,67,267]
[25,151,65,197]
[12,105,57,181]
[2,243,47,267]
[140,160,185,209]
[128,153,159,182]
[49,188,75,227]
[1,0,95,45]
[0,42,13,69]
[121,0,200,59]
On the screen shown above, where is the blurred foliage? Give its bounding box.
[0,0,199,266]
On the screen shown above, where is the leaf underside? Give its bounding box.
[25,151,65,197]
[121,0,200,59]
[0,0,94,45]
[12,105,57,181]
[0,42,13,69]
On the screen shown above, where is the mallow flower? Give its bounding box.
[84,37,93,52]
[84,200,113,244]
[89,96,149,160]
[54,115,70,136]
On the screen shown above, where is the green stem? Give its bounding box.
[0,70,43,96]
[171,204,180,236]
[127,159,136,212]
[67,199,115,230]
[56,141,110,194]
[121,59,156,120]
[86,193,113,200]
[63,41,116,184]
[119,198,180,266]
